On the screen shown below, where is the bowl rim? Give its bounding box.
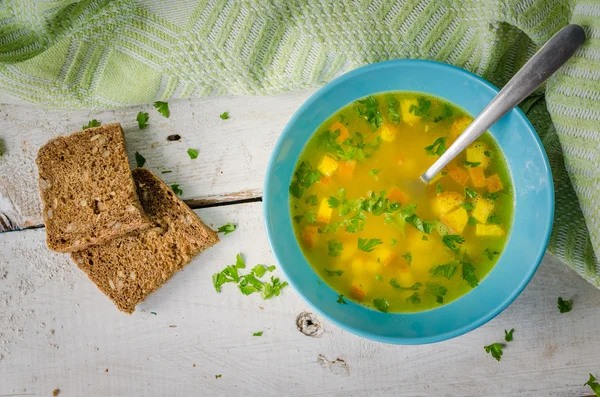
[263,59,555,344]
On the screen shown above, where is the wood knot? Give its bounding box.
[296,311,324,338]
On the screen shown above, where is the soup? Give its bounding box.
[289,92,513,313]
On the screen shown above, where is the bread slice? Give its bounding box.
[71,168,219,314]
[36,123,150,252]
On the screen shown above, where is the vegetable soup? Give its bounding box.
[289,92,513,313]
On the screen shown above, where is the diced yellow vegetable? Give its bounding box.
[378,248,397,266]
[436,191,464,214]
[330,121,350,144]
[450,116,473,139]
[365,260,383,273]
[301,226,319,248]
[395,271,416,287]
[446,162,470,186]
[350,283,367,301]
[316,198,332,223]
[318,155,339,177]
[440,207,468,235]
[475,224,505,237]
[486,173,504,193]
[467,166,486,188]
[351,258,365,275]
[387,187,408,204]
[338,160,356,179]
[400,99,420,126]
[472,196,494,224]
[466,142,490,169]
[379,123,396,142]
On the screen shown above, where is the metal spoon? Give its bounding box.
[420,24,586,183]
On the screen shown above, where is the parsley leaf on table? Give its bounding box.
[135,151,146,168]
[372,298,389,313]
[358,238,383,252]
[220,111,229,120]
[261,276,289,299]
[137,112,149,129]
[82,119,101,130]
[584,374,600,396]
[187,148,199,159]
[170,184,183,195]
[504,328,515,342]
[252,331,263,337]
[557,296,572,313]
[217,223,236,235]
[484,343,504,361]
[154,101,170,118]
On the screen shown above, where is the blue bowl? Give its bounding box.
[263,60,554,344]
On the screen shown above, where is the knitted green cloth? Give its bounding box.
[1,0,599,287]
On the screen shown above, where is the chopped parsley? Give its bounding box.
[305,194,318,206]
[372,298,389,313]
[369,168,381,177]
[137,112,149,129]
[442,235,464,254]
[135,151,146,168]
[406,292,421,304]
[461,202,475,211]
[422,235,429,241]
[433,103,453,122]
[82,119,101,130]
[483,248,500,260]
[436,183,444,194]
[425,137,447,156]
[328,188,355,216]
[251,264,275,278]
[487,214,501,225]
[170,184,183,195]
[484,343,504,361]
[484,192,500,201]
[468,216,478,225]
[187,148,199,159]
[360,191,401,216]
[356,96,383,129]
[220,111,229,120]
[337,294,347,304]
[504,328,515,342]
[386,96,401,123]
[217,223,236,235]
[215,374,222,379]
[161,170,172,174]
[391,238,397,246]
[465,187,478,199]
[358,238,383,252]
[584,374,600,396]
[253,331,263,336]
[389,279,421,290]
[405,214,436,234]
[375,274,383,282]
[409,97,431,117]
[425,282,448,304]
[484,150,492,157]
[557,297,572,313]
[402,252,412,265]
[153,101,170,118]
[430,261,459,280]
[325,268,344,277]
[327,239,343,257]
[462,262,479,288]
[290,161,321,199]
[464,161,481,168]
[261,276,289,299]
[293,211,316,224]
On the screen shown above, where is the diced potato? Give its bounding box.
[365,260,383,274]
[436,191,464,214]
[387,187,408,204]
[467,166,486,188]
[338,160,356,179]
[440,207,468,235]
[338,240,356,262]
[395,271,416,287]
[316,198,333,223]
[301,226,319,248]
[350,283,367,301]
[379,123,396,142]
[318,155,339,177]
[472,197,494,224]
[475,224,505,237]
[445,162,470,186]
[466,142,490,169]
[351,258,365,275]
[450,116,473,139]
[330,121,350,144]
[400,99,420,126]
[486,173,504,193]
[378,248,397,266]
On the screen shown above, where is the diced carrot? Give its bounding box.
[301,226,319,248]
[330,121,350,144]
[350,283,366,301]
[486,174,504,193]
[445,162,470,186]
[338,160,356,179]
[467,166,486,188]
[387,187,408,204]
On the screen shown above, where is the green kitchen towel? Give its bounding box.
[1,0,599,287]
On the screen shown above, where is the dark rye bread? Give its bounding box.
[71,168,219,314]
[36,123,150,252]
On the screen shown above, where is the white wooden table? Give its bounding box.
[1,92,599,397]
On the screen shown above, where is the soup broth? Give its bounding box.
[289,92,513,313]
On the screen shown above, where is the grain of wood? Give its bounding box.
[0,202,599,397]
[0,89,316,231]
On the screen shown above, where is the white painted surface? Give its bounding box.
[1,203,600,397]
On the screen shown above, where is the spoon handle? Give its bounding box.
[421,24,586,183]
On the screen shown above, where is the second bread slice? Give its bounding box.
[71,168,220,314]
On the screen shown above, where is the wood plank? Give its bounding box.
[1,202,599,397]
[0,89,316,231]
